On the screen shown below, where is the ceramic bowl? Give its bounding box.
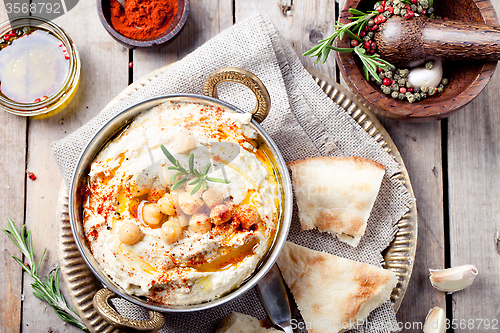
[336,0,498,121]
[97,0,189,48]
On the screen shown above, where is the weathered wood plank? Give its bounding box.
[0,108,26,333]
[447,0,500,323]
[235,0,337,80]
[378,119,446,331]
[0,3,27,333]
[21,0,129,330]
[133,0,233,80]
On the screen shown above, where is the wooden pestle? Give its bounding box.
[373,16,500,65]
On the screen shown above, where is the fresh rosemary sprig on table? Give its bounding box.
[304,8,395,82]
[161,144,230,195]
[2,217,88,332]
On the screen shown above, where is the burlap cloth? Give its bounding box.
[51,14,412,333]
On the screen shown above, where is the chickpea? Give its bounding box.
[161,219,182,244]
[189,213,212,234]
[118,222,144,245]
[237,205,261,229]
[171,128,196,154]
[202,188,225,208]
[157,193,176,216]
[210,204,232,225]
[178,192,204,215]
[141,203,164,226]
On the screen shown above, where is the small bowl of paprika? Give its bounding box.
[97,0,189,48]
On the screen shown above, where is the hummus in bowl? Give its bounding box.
[83,100,279,305]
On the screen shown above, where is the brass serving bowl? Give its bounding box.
[68,68,293,330]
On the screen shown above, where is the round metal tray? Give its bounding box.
[58,66,417,332]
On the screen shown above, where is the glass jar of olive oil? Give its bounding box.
[0,17,81,118]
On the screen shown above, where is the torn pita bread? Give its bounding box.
[276,242,397,333]
[216,312,281,333]
[288,156,385,246]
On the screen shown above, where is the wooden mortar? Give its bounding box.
[335,0,499,121]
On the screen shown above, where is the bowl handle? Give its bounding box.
[93,288,166,332]
[202,67,271,123]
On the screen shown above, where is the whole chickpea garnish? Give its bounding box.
[210,204,232,225]
[141,203,164,226]
[189,213,212,234]
[118,221,144,245]
[237,205,261,229]
[157,193,176,216]
[161,218,183,244]
[178,192,204,215]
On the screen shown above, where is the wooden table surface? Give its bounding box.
[1,0,499,332]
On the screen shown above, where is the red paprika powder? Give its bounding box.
[110,0,177,40]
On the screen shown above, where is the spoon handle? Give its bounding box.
[256,264,293,333]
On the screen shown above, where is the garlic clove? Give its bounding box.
[408,59,443,88]
[424,307,446,333]
[429,264,478,293]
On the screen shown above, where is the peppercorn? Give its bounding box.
[398,93,405,100]
[428,87,437,96]
[392,83,399,91]
[408,95,416,103]
[372,24,379,31]
[420,0,429,9]
[386,6,394,14]
[383,78,391,86]
[441,78,449,86]
[420,92,428,99]
[405,91,412,98]
[411,0,417,3]
[391,91,399,99]
[410,4,417,11]
[394,7,401,15]
[351,39,359,47]
[398,78,406,86]
[420,86,429,93]
[413,87,420,93]
[406,81,412,89]
[28,172,36,180]
[400,87,407,94]
[417,5,423,13]
[384,71,393,79]
[363,35,371,42]
[425,61,434,70]
[367,32,374,39]
[414,93,421,100]
[394,74,401,81]
[382,86,392,94]
[400,9,407,16]
[383,11,391,18]
[376,5,384,12]
[364,41,371,49]
[427,7,434,14]
[368,19,375,27]
[437,86,444,94]
[360,31,366,38]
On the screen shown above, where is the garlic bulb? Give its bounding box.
[424,307,446,333]
[429,264,478,293]
[408,59,443,88]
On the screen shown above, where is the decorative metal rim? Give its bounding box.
[58,66,417,333]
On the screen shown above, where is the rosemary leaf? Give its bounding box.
[206,176,231,184]
[171,178,187,191]
[2,217,89,332]
[190,181,203,195]
[327,46,355,53]
[188,153,195,174]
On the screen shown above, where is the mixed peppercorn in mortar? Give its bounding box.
[83,101,279,305]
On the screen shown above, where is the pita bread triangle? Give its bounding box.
[276,242,397,333]
[288,156,385,247]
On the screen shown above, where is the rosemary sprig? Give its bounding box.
[354,45,394,81]
[160,144,230,195]
[2,217,88,332]
[304,8,375,64]
[304,8,395,82]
